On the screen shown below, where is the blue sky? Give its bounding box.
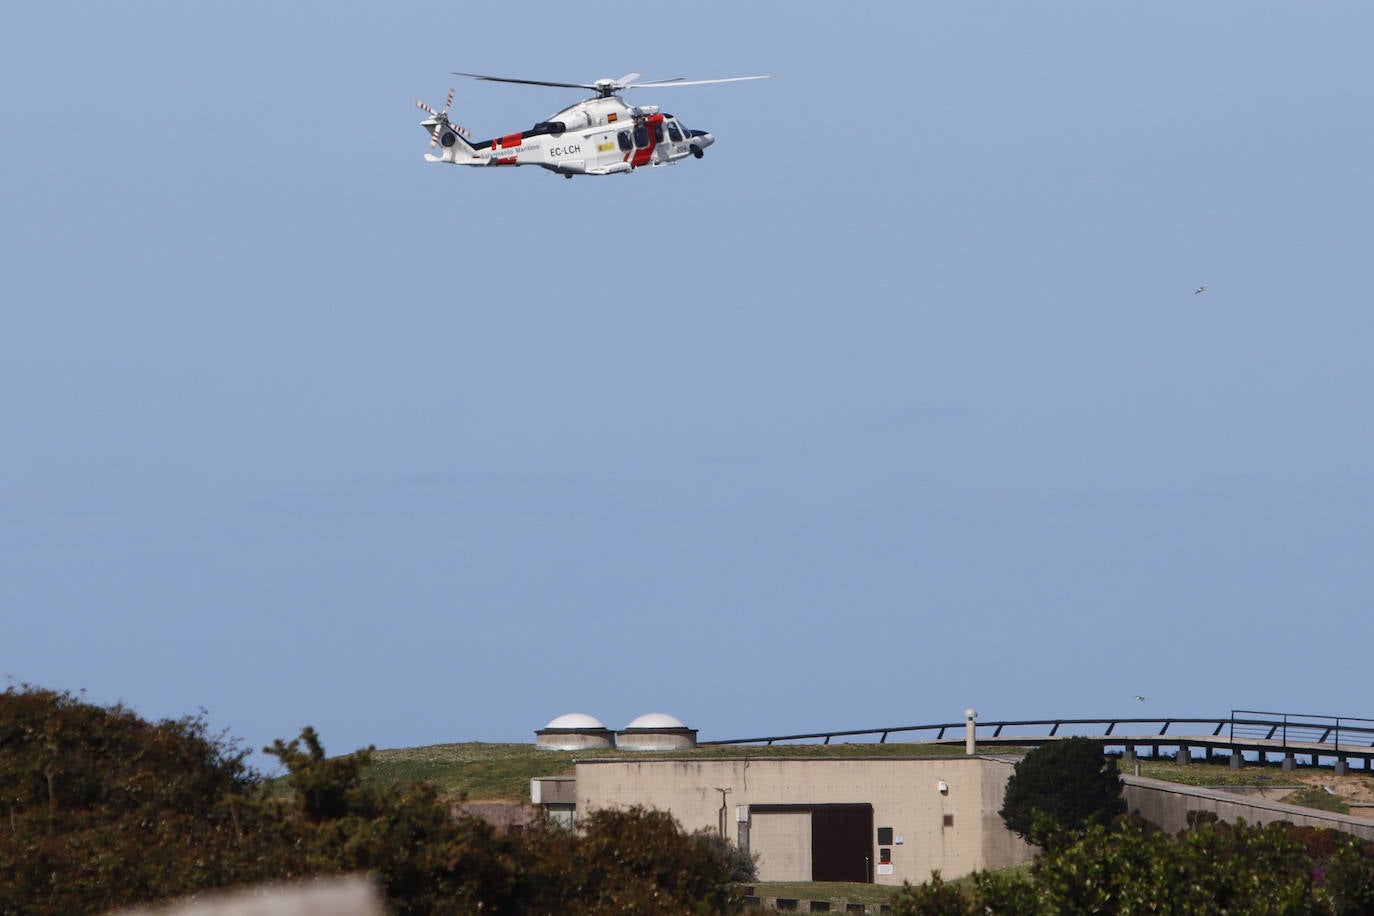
[4,2,1372,770]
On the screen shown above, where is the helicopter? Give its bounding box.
[416,71,775,178]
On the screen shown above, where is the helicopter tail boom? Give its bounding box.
[421,124,479,164]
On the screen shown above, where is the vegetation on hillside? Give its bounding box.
[892,815,1374,914]
[366,739,978,802]
[0,685,744,915]
[10,683,1374,914]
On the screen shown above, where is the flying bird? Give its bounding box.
[1135,695,1146,702]
[1194,286,1206,295]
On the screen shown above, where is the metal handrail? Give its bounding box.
[702,712,1374,750]
[1229,710,1374,753]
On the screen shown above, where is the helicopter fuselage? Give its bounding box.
[423,95,714,177]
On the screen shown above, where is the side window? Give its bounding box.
[617,131,633,152]
[633,125,650,148]
[652,123,665,143]
[667,122,683,143]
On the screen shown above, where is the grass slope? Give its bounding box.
[365,741,998,802]
[365,741,1357,819]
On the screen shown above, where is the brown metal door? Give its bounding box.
[810,804,874,883]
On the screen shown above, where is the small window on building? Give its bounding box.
[879,847,892,864]
[617,131,632,152]
[943,814,955,828]
[877,827,894,845]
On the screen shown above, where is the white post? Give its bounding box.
[965,708,977,755]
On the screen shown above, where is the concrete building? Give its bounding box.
[535,755,1035,886]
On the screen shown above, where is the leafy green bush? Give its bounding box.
[998,736,1126,845]
[894,817,1374,915]
[0,684,742,915]
[700,831,760,883]
[0,684,294,914]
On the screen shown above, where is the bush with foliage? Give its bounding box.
[0,684,297,913]
[998,735,1126,844]
[892,816,1374,915]
[0,684,743,915]
[700,831,760,883]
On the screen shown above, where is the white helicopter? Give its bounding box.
[416,71,775,178]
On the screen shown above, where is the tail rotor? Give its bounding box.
[415,88,470,148]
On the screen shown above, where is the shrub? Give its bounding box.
[700,831,760,883]
[0,684,742,914]
[998,736,1125,844]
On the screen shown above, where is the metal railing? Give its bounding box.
[702,712,1374,755]
[1229,710,1374,753]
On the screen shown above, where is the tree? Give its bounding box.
[0,684,293,914]
[1,684,744,915]
[998,737,1126,845]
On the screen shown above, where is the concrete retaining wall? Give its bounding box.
[1123,775,1374,840]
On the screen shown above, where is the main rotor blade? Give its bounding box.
[623,77,685,86]
[614,72,644,87]
[452,71,595,91]
[626,75,778,88]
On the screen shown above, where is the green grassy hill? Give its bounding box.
[365,741,991,801]
[363,741,1350,812]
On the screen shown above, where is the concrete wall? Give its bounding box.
[752,809,813,881]
[616,729,698,751]
[535,729,614,751]
[1124,775,1374,841]
[573,756,1035,886]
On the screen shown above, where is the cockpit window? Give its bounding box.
[667,122,683,142]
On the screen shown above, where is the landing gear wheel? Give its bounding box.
[690,145,704,159]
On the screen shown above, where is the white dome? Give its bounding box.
[626,712,687,730]
[545,713,606,730]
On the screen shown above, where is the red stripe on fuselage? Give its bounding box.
[500,133,523,148]
[630,114,663,169]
